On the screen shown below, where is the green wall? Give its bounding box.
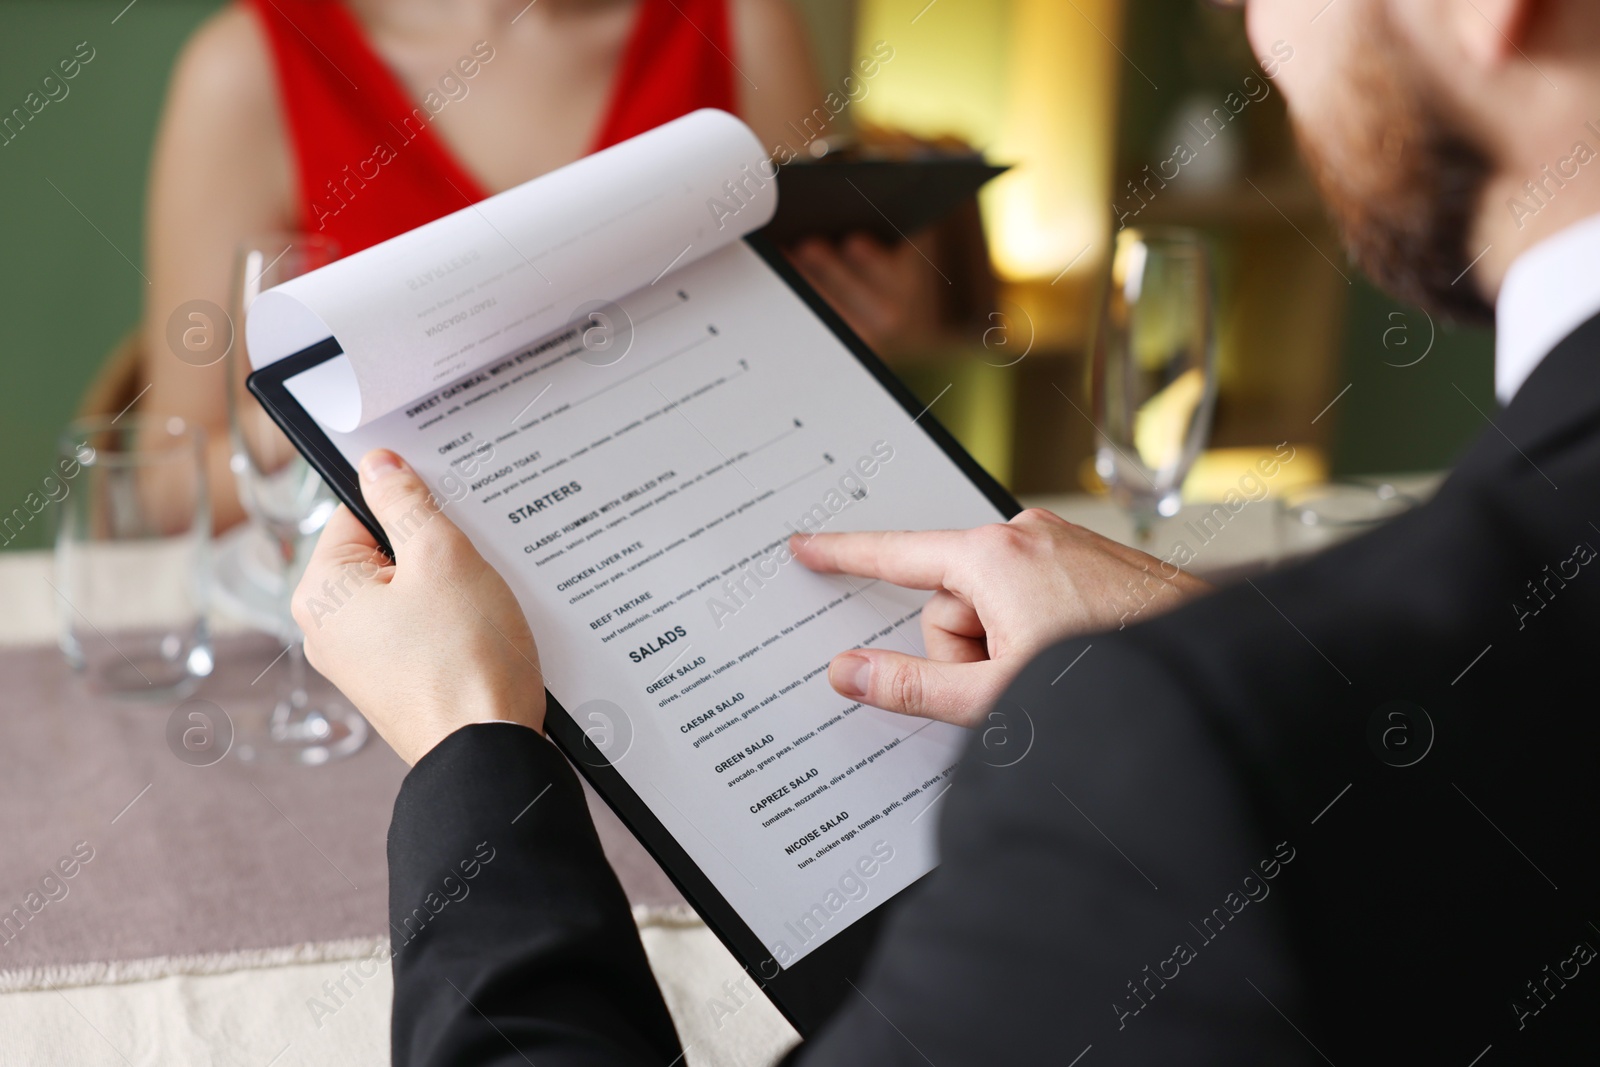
[1329,281,1497,475]
[1,0,217,550]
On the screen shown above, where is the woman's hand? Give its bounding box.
[786,233,943,354]
[293,449,545,764]
[790,509,1213,727]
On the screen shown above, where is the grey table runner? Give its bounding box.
[0,633,683,974]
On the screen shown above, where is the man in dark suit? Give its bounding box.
[297,0,1600,1061]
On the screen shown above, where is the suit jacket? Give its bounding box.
[387,313,1600,1065]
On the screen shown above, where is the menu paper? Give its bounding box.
[248,111,1005,967]
[246,109,778,431]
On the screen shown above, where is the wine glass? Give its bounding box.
[227,233,368,765]
[1090,227,1218,544]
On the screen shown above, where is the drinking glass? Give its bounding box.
[54,416,213,699]
[228,233,367,764]
[1090,227,1219,544]
[1277,481,1418,562]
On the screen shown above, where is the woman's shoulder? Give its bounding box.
[167,3,279,124]
[730,0,813,51]
[148,3,291,235]
[728,0,823,140]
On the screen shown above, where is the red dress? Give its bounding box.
[245,0,737,255]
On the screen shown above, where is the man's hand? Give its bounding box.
[790,509,1211,726]
[293,449,545,764]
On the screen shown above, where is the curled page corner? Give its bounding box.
[282,349,362,434]
[244,108,778,432]
[244,289,362,431]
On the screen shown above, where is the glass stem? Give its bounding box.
[1131,506,1157,549]
[286,638,309,711]
[270,533,312,739]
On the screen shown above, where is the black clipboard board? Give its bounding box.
[248,233,1019,1035]
[765,156,1009,245]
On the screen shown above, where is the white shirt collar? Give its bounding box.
[1495,211,1600,404]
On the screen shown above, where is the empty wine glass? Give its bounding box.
[228,233,367,765]
[1090,227,1219,544]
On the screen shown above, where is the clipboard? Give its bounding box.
[764,155,1009,245]
[249,229,1019,1037]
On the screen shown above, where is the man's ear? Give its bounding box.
[1452,0,1541,68]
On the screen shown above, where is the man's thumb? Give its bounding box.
[358,450,450,554]
[827,649,991,725]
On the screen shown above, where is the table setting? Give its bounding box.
[0,478,1433,1066]
[0,232,799,1067]
[0,227,1435,1066]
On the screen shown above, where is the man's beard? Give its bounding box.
[1291,30,1495,324]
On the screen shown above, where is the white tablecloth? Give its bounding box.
[0,486,1431,1065]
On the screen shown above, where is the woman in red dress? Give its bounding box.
[139,0,844,529]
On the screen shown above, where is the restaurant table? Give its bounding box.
[0,484,1435,1065]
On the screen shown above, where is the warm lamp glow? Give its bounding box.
[854,0,1122,282]
[988,0,1120,280]
[1183,446,1328,503]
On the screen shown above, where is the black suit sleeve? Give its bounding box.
[378,315,1600,1066]
[387,722,682,1067]
[387,637,1312,1067]
[785,638,1312,1066]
